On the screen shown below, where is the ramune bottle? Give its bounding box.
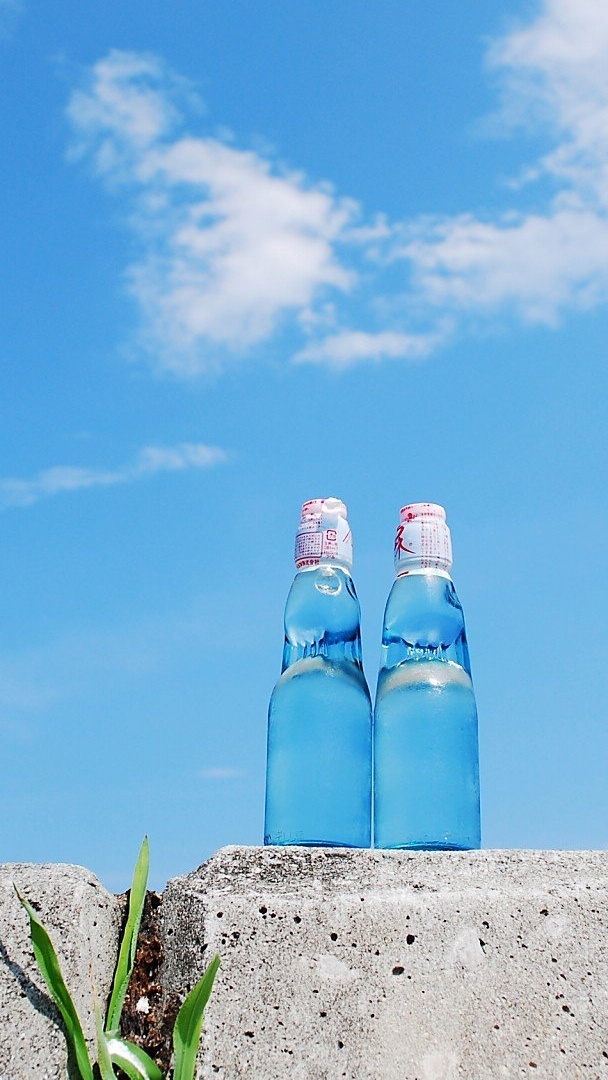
[264,498,372,847]
[374,503,481,850]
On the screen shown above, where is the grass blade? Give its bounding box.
[106,836,149,1032]
[106,1035,163,1080]
[15,886,94,1080]
[95,999,117,1080]
[172,954,220,1080]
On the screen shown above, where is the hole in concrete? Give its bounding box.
[294,915,301,923]
[337,1040,344,1049]
[406,934,416,945]
[330,932,338,941]
[320,1011,327,1017]
[479,939,486,949]
[216,911,223,918]
[540,908,549,916]
[244,1031,254,1038]
[392,966,404,976]
[482,920,489,929]
[259,905,267,915]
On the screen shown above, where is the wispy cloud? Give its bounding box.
[293,328,447,370]
[198,767,245,781]
[66,0,608,372]
[0,0,23,36]
[0,441,226,509]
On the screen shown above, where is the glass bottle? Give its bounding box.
[264,498,372,847]
[374,503,481,849]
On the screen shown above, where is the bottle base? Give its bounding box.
[376,840,480,851]
[264,838,369,848]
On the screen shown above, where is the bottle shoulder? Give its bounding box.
[383,573,465,645]
[284,565,362,646]
[379,572,472,674]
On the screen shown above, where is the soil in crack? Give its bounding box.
[118,890,180,1076]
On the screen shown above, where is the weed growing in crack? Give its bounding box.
[15,837,220,1080]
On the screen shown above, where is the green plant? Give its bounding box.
[15,838,220,1080]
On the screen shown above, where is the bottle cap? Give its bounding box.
[394,502,452,574]
[294,497,353,570]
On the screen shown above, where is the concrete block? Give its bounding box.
[162,847,608,1080]
[0,863,122,1079]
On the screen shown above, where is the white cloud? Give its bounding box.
[487,0,608,201]
[401,202,608,324]
[0,441,226,509]
[396,0,608,323]
[68,51,356,375]
[66,1,608,371]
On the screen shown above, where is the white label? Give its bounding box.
[294,511,352,570]
[394,517,452,571]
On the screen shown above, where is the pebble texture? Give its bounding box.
[162,848,608,1080]
[0,863,122,1079]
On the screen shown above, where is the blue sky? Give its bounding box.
[1,0,607,889]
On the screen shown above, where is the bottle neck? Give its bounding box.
[381,571,471,675]
[396,565,452,580]
[283,563,363,670]
[297,559,353,576]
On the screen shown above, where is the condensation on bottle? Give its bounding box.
[373,502,481,850]
[264,497,372,847]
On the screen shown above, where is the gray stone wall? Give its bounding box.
[2,849,608,1079]
[0,863,121,1079]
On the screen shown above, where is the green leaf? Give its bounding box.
[172,954,220,1080]
[95,999,117,1080]
[106,1035,163,1080]
[106,836,150,1032]
[15,886,94,1080]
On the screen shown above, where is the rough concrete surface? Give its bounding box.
[162,848,608,1080]
[0,863,122,1079]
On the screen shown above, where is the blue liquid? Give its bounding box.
[373,573,480,850]
[264,565,372,847]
